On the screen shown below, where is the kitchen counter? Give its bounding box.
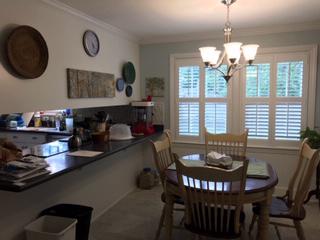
[0,131,162,192]
[0,127,71,136]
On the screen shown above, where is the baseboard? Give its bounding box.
[91,187,136,222]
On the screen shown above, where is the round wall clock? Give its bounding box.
[83,30,100,57]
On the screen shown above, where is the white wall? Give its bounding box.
[0,0,140,114]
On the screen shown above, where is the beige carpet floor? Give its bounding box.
[90,185,320,240]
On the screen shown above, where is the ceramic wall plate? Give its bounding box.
[125,85,133,97]
[6,25,49,79]
[122,62,136,84]
[116,78,125,92]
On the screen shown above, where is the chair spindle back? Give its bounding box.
[287,138,320,217]
[150,131,175,186]
[205,129,249,157]
[175,158,248,235]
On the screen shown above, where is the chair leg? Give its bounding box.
[294,220,306,240]
[179,215,185,226]
[274,225,282,240]
[248,213,257,234]
[155,204,166,240]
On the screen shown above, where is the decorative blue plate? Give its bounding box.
[116,78,125,92]
[125,85,133,97]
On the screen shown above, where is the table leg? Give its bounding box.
[257,189,273,240]
[164,191,174,240]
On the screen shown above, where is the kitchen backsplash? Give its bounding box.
[73,105,133,125]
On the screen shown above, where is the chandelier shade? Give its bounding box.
[241,44,260,61]
[199,0,259,83]
[224,42,242,63]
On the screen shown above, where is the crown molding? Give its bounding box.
[140,21,320,45]
[41,0,139,43]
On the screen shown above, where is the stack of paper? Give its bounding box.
[0,156,50,184]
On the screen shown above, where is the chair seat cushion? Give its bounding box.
[185,206,245,239]
[161,192,184,205]
[253,197,306,220]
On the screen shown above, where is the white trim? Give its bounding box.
[307,45,318,128]
[169,54,175,140]
[140,21,320,45]
[173,140,299,152]
[41,0,139,43]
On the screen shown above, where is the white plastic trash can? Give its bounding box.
[25,215,77,240]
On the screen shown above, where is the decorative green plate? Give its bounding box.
[122,61,136,84]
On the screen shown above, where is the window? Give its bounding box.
[241,53,309,147]
[204,66,228,134]
[244,63,271,139]
[170,45,317,148]
[173,58,229,142]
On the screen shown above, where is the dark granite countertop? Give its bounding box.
[0,127,71,136]
[0,131,162,192]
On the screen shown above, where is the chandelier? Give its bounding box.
[199,0,259,83]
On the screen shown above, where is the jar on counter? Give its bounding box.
[34,112,41,127]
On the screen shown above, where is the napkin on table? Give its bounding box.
[206,151,233,168]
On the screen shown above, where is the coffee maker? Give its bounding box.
[131,101,155,135]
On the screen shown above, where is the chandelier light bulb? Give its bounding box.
[241,44,259,61]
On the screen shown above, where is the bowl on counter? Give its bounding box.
[109,124,134,141]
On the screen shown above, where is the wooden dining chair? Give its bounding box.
[150,131,184,240]
[249,138,320,240]
[205,128,249,157]
[175,157,249,239]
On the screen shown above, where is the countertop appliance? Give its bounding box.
[131,101,155,135]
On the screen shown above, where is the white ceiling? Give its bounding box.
[57,0,320,43]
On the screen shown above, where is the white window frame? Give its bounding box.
[170,45,317,149]
[239,45,317,149]
[170,53,233,144]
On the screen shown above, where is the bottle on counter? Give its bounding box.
[55,113,62,130]
[34,112,41,127]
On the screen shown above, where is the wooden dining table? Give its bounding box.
[164,154,278,240]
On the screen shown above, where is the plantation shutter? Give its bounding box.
[275,61,304,140]
[275,103,302,140]
[177,65,200,137]
[204,66,228,134]
[244,63,271,139]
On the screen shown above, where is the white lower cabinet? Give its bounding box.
[0,132,47,149]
